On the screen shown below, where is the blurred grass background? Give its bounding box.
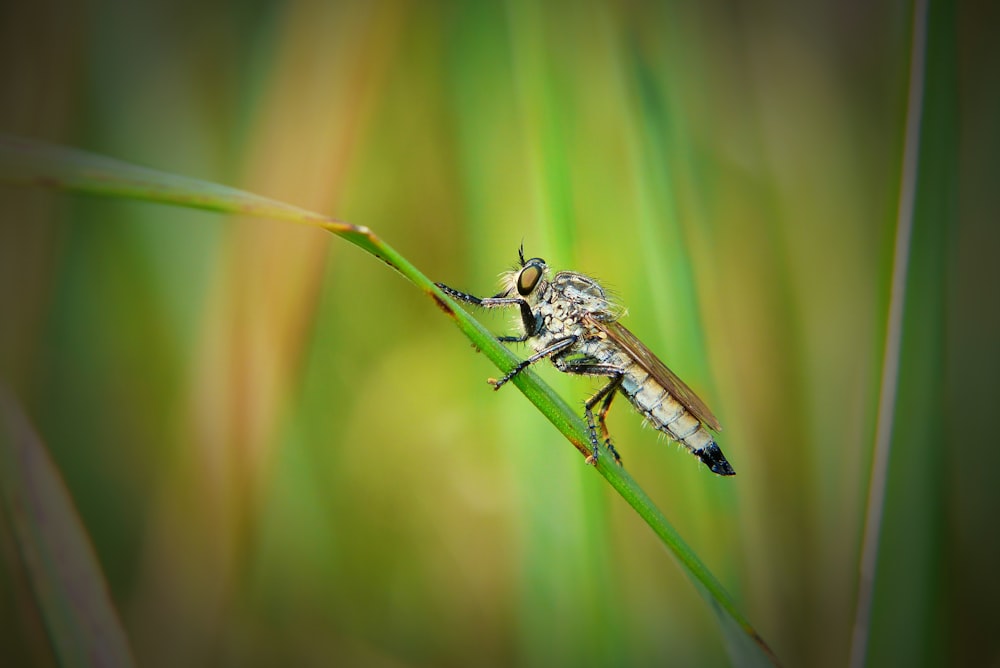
[1,0,997,666]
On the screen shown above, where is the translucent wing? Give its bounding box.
[593,318,722,431]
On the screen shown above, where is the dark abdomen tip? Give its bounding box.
[696,443,736,476]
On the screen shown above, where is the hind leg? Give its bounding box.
[557,359,624,465]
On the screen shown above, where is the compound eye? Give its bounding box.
[517,262,544,296]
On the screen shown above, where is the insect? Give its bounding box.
[436,247,735,476]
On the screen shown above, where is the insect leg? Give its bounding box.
[489,336,578,390]
[435,283,538,338]
[594,375,624,463]
[498,333,531,343]
[557,361,624,465]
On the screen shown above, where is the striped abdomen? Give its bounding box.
[619,362,735,476]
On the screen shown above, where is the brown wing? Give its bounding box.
[592,318,722,431]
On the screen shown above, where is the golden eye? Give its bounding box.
[517,264,542,296]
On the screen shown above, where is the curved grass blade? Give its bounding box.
[850,0,955,663]
[0,385,136,668]
[0,134,779,665]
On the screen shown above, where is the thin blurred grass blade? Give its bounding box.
[0,385,136,668]
[0,134,779,665]
[0,134,358,234]
[851,0,955,663]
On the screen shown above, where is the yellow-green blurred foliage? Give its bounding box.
[1,0,998,666]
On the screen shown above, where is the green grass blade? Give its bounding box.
[0,385,136,668]
[1,135,779,665]
[852,0,956,663]
[849,0,930,661]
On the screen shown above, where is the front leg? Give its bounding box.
[435,283,538,338]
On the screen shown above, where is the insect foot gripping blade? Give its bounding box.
[695,443,736,476]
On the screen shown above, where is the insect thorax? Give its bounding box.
[525,271,619,359]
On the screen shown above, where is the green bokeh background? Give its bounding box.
[2,0,998,666]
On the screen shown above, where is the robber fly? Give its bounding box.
[436,247,735,476]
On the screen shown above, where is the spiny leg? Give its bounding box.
[435,283,538,339]
[488,336,578,390]
[594,374,624,464]
[497,334,531,343]
[557,360,624,465]
[434,283,493,306]
[583,373,624,465]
